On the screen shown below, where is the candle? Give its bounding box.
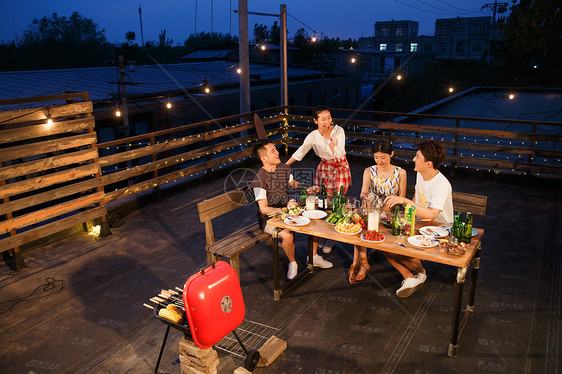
[368,210,379,232]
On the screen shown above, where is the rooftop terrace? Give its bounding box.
[1,154,560,374]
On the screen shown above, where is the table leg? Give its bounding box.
[467,243,482,310]
[272,227,282,301]
[448,266,467,357]
[308,235,314,272]
[154,325,170,373]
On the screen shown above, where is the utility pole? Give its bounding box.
[238,0,251,115]
[481,1,508,54]
[280,4,288,113]
[118,55,130,137]
[138,5,145,47]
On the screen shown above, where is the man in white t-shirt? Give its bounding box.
[384,140,453,298]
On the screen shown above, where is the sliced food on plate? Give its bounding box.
[335,222,362,235]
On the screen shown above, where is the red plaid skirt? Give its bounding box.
[315,157,351,196]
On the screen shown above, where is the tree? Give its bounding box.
[4,12,114,70]
[499,0,562,84]
[270,21,280,44]
[125,31,136,45]
[183,32,238,49]
[253,23,269,44]
[293,28,307,48]
[158,29,174,48]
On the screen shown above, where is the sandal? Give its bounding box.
[355,258,371,282]
[348,263,360,285]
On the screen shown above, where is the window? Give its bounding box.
[439,25,449,35]
[380,28,388,37]
[475,24,485,34]
[410,43,418,52]
[456,42,464,52]
[439,42,446,52]
[456,24,466,35]
[395,43,403,52]
[396,28,404,37]
[379,43,387,51]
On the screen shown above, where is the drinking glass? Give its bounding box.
[342,203,353,220]
[346,197,357,210]
[397,212,407,239]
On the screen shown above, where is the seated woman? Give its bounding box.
[348,140,406,284]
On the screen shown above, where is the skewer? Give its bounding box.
[143,303,155,310]
[175,287,183,292]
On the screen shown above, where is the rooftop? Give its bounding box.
[1,154,559,373]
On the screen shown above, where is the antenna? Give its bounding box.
[139,4,145,47]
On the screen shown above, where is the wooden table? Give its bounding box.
[266,215,484,357]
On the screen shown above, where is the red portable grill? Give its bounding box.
[147,261,260,372]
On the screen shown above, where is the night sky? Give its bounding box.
[0,0,494,45]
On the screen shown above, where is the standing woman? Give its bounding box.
[349,139,407,284]
[286,106,351,196]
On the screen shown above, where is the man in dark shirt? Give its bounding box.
[251,140,332,280]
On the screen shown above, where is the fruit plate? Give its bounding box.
[407,235,439,248]
[361,232,385,243]
[335,224,362,235]
[302,210,328,219]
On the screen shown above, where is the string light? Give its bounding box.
[166,101,172,109]
[448,87,454,93]
[508,93,515,100]
[350,57,356,64]
[396,74,402,81]
[236,68,242,74]
[46,108,53,126]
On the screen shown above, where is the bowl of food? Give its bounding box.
[280,206,304,217]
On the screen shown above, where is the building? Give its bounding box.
[359,20,420,53]
[430,16,492,59]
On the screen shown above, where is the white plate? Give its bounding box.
[419,226,449,238]
[407,235,439,248]
[335,225,362,235]
[302,210,328,220]
[284,216,310,226]
[361,232,385,243]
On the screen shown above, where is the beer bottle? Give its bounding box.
[451,213,459,243]
[339,184,345,207]
[464,212,473,244]
[318,178,327,211]
[331,189,339,211]
[392,206,400,236]
[300,183,307,207]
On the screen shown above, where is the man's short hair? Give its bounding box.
[252,139,272,159]
[418,140,447,169]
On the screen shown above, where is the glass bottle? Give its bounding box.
[299,183,307,207]
[318,178,327,211]
[464,212,472,244]
[392,206,400,236]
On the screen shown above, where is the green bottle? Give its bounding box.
[451,212,459,242]
[339,184,345,207]
[392,206,400,236]
[332,189,339,211]
[300,183,307,207]
[464,212,473,244]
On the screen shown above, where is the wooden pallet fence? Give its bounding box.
[0,93,107,269]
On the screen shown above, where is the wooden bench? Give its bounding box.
[405,185,487,216]
[197,189,271,278]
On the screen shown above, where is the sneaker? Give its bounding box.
[417,269,427,283]
[322,239,334,254]
[396,276,424,298]
[311,254,333,269]
[287,261,298,280]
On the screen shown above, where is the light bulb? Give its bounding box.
[396,74,402,80]
[236,68,242,74]
[448,87,454,93]
[204,87,210,94]
[350,57,356,63]
[166,102,172,109]
[116,109,121,117]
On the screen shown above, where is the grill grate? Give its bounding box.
[214,319,279,359]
